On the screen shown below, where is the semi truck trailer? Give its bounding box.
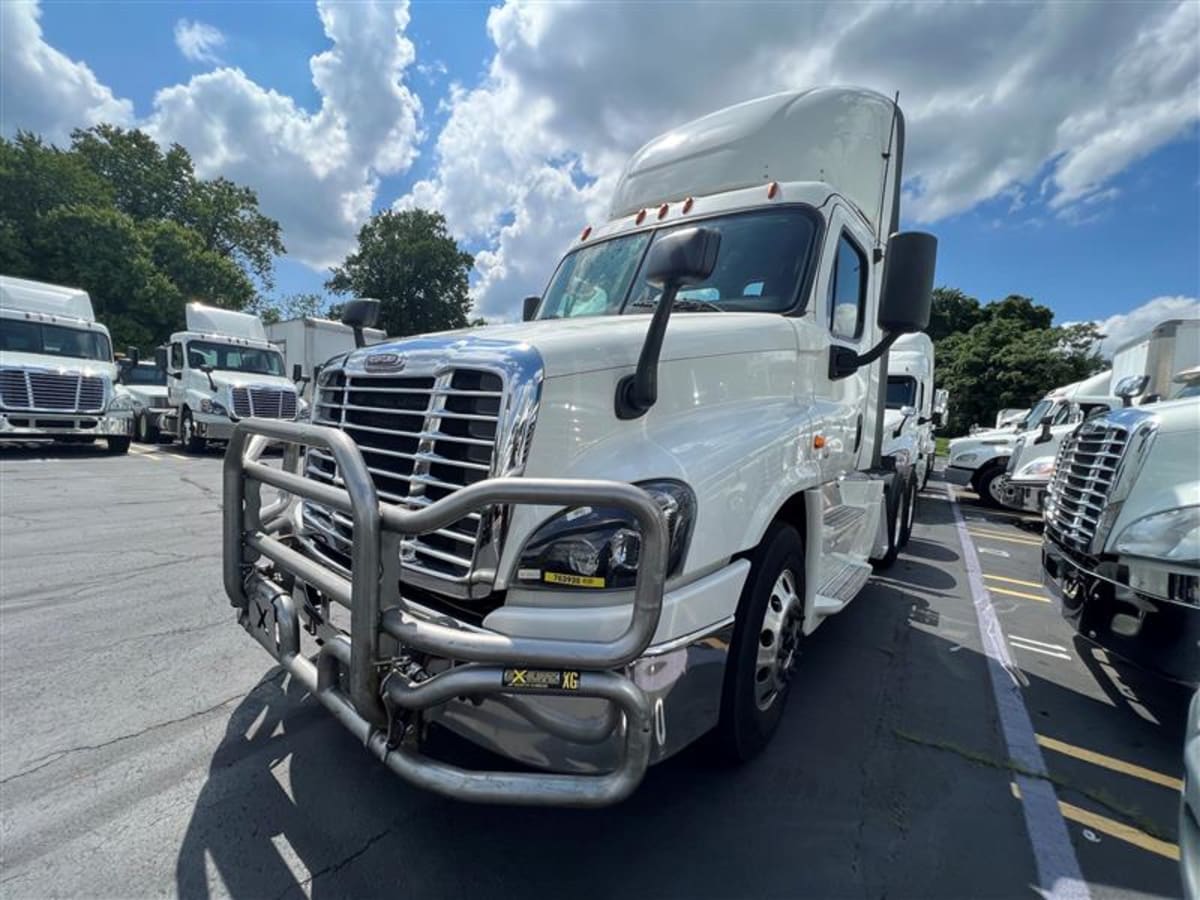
[221,87,938,806]
[265,316,385,402]
[0,275,133,453]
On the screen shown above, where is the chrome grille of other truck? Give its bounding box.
[303,368,502,588]
[230,386,297,419]
[0,369,105,412]
[1044,419,1128,554]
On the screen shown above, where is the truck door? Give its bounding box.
[167,340,185,408]
[814,204,877,476]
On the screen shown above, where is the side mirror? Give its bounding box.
[615,227,720,419]
[125,347,140,367]
[931,411,944,427]
[1115,373,1150,407]
[829,231,937,380]
[341,298,382,349]
[877,231,937,334]
[199,364,216,391]
[522,295,541,322]
[900,405,918,418]
[292,363,304,382]
[154,347,168,371]
[1035,415,1053,444]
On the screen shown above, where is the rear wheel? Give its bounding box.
[714,522,806,762]
[972,460,1009,508]
[181,409,206,453]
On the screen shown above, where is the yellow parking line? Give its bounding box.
[1036,734,1183,791]
[988,585,1049,603]
[984,573,1043,589]
[166,453,190,461]
[967,529,1042,547]
[1011,783,1179,860]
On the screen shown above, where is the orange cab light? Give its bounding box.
[767,181,780,199]
[813,435,826,450]
[682,197,694,214]
[658,203,669,219]
[580,225,592,241]
[635,209,647,225]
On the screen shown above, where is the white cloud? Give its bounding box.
[400,0,1200,320]
[1095,296,1200,357]
[174,19,225,66]
[0,0,133,142]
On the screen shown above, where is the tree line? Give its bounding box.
[0,127,474,352]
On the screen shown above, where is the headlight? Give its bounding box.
[108,394,137,412]
[1016,457,1055,479]
[1114,506,1200,565]
[953,452,978,465]
[200,398,228,416]
[298,397,310,420]
[515,480,696,590]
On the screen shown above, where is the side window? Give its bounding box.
[828,233,867,340]
[170,342,183,369]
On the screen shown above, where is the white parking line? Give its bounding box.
[945,483,1089,900]
[1009,638,1072,661]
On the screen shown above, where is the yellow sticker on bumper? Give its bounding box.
[502,669,581,690]
[542,571,605,588]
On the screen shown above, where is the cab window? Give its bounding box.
[828,233,867,340]
[170,342,183,369]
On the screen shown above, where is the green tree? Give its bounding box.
[926,287,984,342]
[249,292,330,325]
[327,209,474,337]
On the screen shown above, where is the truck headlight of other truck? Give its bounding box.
[107,393,137,412]
[1016,457,1055,479]
[516,480,696,590]
[1114,506,1200,565]
[200,398,229,417]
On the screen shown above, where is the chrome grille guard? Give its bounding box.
[223,418,669,807]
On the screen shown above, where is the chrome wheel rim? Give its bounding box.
[987,474,1008,505]
[754,568,803,711]
[892,498,903,547]
[182,415,192,445]
[906,487,916,533]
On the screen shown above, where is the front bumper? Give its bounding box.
[1002,479,1047,513]
[225,418,677,807]
[193,413,236,441]
[0,410,132,439]
[944,465,975,486]
[1043,541,1200,685]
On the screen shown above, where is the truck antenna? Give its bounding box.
[875,91,900,252]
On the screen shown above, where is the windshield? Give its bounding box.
[536,208,818,319]
[1178,382,1200,399]
[0,318,112,362]
[188,340,284,376]
[1018,399,1053,430]
[886,376,918,409]
[123,365,166,386]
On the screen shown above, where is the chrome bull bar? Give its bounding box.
[223,418,670,806]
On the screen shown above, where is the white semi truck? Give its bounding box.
[947,369,1114,507]
[0,275,133,453]
[265,316,385,402]
[1003,319,1199,514]
[1043,366,1200,685]
[156,303,302,452]
[221,87,938,806]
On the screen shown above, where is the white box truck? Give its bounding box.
[220,87,938,806]
[265,316,385,401]
[156,303,302,452]
[0,275,133,453]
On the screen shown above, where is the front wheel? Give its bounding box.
[135,412,159,443]
[106,436,131,455]
[899,474,917,547]
[972,461,1009,508]
[713,522,806,762]
[180,410,206,453]
[871,473,904,569]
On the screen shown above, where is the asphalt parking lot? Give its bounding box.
[0,442,1192,899]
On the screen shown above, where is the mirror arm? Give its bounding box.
[615,283,679,419]
[829,331,900,380]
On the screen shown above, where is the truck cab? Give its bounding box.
[116,361,169,443]
[0,275,133,453]
[221,87,938,805]
[947,369,1114,507]
[157,303,301,452]
[1000,369,1119,513]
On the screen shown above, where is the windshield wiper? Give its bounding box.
[628,297,724,313]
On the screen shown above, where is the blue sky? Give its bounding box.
[6,0,1199,341]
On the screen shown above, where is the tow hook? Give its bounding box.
[380,654,432,751]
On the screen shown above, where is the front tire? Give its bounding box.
[135,412,159,444]
[714,522,806,762]
[181,409,206,453]
[871,473,904,569]
[899,474,917,547]
[106,436,131,454]
[972,461,1009,508]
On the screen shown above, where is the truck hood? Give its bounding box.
[121,385,168,405]
[352,313,796,379]
[0,350,116,380]
[950,428,1017,450]
[207,371,296,391]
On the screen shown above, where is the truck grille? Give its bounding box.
[230,387,297,419]
[1044,419,1129,554]
[0,369,106,413]
[302,368,503,586]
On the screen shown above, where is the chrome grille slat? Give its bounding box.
[302,367,503,583]
[230,385,295,420]
[1045,419,1129,554]
[0,370,105,412]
